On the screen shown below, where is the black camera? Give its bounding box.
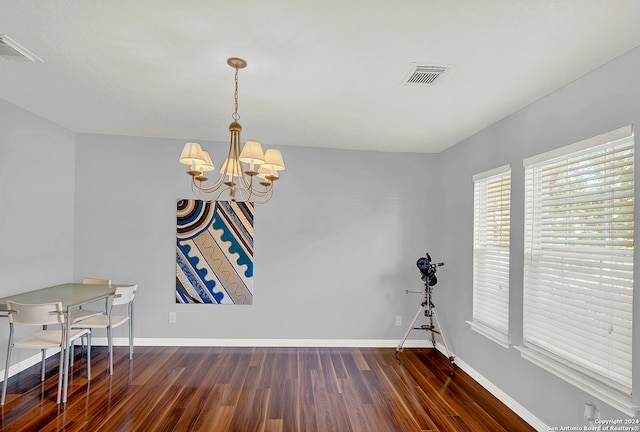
[416,253,443,286]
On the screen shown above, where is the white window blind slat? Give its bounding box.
[523,127,634,397]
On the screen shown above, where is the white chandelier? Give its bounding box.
[179,57,285,203]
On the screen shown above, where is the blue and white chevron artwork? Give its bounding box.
[176,199,254,304]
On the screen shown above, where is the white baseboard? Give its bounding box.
[1,338,547,431]
[124,337,433,348]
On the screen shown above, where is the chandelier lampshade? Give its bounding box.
[194,151,214,181]
[262,149,286,171]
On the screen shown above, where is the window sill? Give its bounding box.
[516,345,638,416]
[466,321,510,349]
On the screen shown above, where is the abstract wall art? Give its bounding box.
[176,199,254,304]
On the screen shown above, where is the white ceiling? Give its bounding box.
[1,1,639,153]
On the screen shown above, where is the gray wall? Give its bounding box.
[0,98,76,364]
[435,45,640,426]
[72,134,437,341]
[1,45,640,429]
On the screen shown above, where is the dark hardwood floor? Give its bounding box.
[0,346,536,431]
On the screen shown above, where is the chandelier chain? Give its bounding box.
[233,67,240,121]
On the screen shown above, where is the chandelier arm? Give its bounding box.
[234,181,273,204]
[238,171,254,190]
[202,182,228,201]
[252,186,274,204]
[190,179,198,198]
[245,175,257,201]
[248,174,272,197]
[250,185,274,200]
[192,174,227,194]
[230,132,238,163]
[212,187,227,201]
[254,179,275,196]
[233,136,242,180]
[191,179,208,201]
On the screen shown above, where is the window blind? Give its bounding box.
[471,165,511,346]
[523,126,634,396]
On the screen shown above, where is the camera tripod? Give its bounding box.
[395,275,455,368]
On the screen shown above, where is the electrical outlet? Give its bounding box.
[168,312,177,324]
[583,402,599,424]
[395,315,402,326]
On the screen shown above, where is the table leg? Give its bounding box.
[62,305,71,403]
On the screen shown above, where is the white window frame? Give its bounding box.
[518,125,636,415]
[467,165,511,348]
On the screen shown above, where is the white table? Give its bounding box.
[0,283,126,403]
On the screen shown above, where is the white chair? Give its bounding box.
[72,284,136,375]
[69,278,111,357]
[69,277,111,324]
[1,301,91,405]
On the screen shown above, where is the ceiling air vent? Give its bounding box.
[0,35,42,62]
[400,63,453,86]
